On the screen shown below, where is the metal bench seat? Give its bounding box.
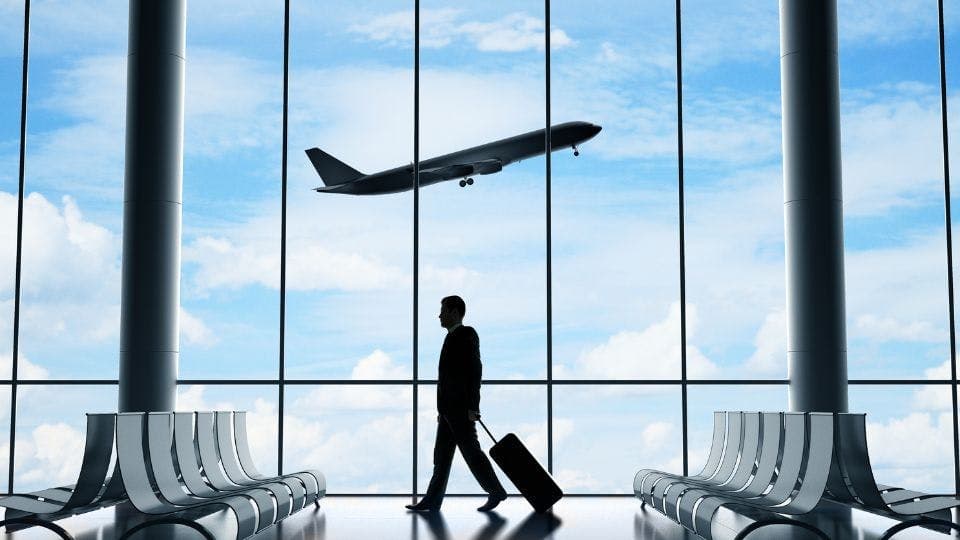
[211,411,325,503]
[119,410,328,539]
[116,412,271,539]
[682,413,834,539]
[635,411,835,540]
[0,410,326,539]
[825,413,960,538]
[659,412,763,515]
[225,411,326,499]
[666,412,782,521]
[0,414,128,538]
[634,411,729,504]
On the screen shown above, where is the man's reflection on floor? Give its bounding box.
[474,512,507,540]
[413,511,451,540]
[413,510,560,540]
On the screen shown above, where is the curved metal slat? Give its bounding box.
[664,413,762,518]
[677,413,783,531]
[195,412,243,491]
[232,412,325,502]
[653,413,746,510]
[691,413,807,537]
[157,413,285,529]
[636,412,730,502]
[116,413,259,539]
[174,413,220,498]
[0,414,119,517]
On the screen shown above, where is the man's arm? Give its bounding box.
[465,328,482,416]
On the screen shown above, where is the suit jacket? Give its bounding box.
[436,325,482,415]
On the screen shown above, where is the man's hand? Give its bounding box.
[468,410,480,422]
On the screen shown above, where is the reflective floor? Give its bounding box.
[1,496,957,539]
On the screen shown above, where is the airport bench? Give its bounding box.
[0,413,126,539]
[824,413,960,539]
[635,411,960,539]
[0,410,325,540]
[636,411,834,539]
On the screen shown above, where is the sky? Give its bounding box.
[0,0,958,495]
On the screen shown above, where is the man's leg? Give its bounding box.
[448,416,507,499]
[416,415,457,508]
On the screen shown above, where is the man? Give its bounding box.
[406,295,508,513]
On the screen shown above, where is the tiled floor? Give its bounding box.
[1,496,957,539]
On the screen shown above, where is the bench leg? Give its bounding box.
[118,517,216,540]
[0,517,73,539]
[733,518,829,540]
[879,518,960,540]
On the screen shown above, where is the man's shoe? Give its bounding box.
[405,502,439,512]
[477,493,507,512]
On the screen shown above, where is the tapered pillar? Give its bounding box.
[118,0,186,412]
[780,0,848,413]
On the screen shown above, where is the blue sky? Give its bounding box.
[0,0,958,494]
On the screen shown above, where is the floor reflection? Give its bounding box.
[413,510,560,540]
[473,512,507,540]
[634,509,698,540]
[3,497,954,539]
[502,512,561,540]
[413,511,451,540]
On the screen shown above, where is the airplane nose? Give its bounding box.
[589,123,602,136]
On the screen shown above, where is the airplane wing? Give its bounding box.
[420,163,474,179]
[419,159,502,182]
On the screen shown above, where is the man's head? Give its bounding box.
[439,295,466,329]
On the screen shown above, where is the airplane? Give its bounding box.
[305,121,602,195]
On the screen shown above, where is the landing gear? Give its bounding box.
[572,145,580,157]
[459,178,474,187]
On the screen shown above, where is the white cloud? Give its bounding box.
[642,421,674,449]
[555,468,602,491]
[350,10,572,53]
[293,383,411,412]
[745,310,786,375]
[913,360,953,411]
[845,234,950,367]
[11,0,127,56]
[461,13,572,52]
[865,411,955,492]
[0,354,49,381]
[180,308,218,347]
[0,193,122,361]
[554,302,718,380]
[13,423,86,488]
[854,314,942,343]
[842,90,944,217]
[284,410,411,491]
[838,0,939,47]
[350,349,407,380]
[183,48,281,158]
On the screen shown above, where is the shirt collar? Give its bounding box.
[447,322,462,334]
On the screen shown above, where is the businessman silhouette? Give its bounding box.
[406,295,508,513]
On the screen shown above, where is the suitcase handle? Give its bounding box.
[477,418,497,444]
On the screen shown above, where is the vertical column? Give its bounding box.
[118,0,186,412]
[780,0,848,413]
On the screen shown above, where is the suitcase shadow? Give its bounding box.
[503,511,562,540]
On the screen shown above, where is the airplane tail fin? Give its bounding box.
[305,148,365,186]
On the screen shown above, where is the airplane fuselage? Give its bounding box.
[313,121,601,195]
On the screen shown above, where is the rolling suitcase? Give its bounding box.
[478,418,563,512]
